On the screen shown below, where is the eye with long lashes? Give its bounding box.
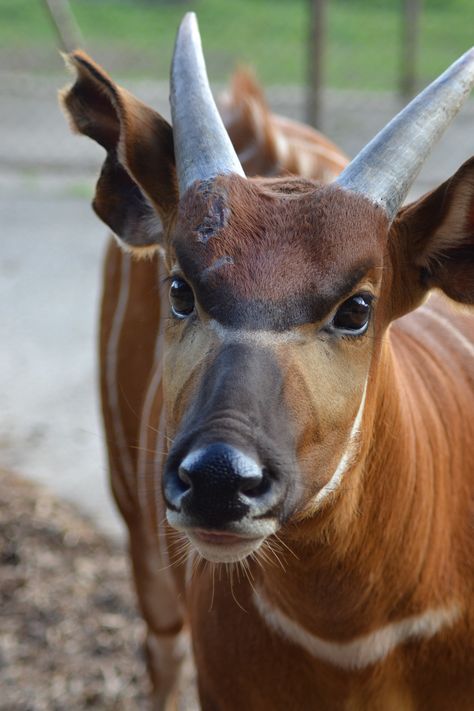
[169,277,195,319]
[325,293,374,337]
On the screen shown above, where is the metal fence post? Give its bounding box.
[307,0,326,129]
[400,0,422,99]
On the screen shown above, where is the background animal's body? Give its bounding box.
[221,69,347,181]
[62,20,474,709]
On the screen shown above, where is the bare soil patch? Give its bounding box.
[0,470,151,710]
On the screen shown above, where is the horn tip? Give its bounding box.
[173,12,201,72]
[182,11,197,24]
[177,11,198,39]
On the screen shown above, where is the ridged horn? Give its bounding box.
[170,12,245,195]
[336,48,474,221]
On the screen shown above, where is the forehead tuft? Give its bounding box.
[173,175,388,324]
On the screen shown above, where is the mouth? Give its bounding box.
[167,510,277,563]
[187,529,265,563]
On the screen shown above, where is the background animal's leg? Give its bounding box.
[99,239,189,706]
[128,524,188,711]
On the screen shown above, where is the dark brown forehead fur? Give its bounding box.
[173,175,389,329]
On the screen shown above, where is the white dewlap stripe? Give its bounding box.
[312,380,368,507]
[253,590,459,670]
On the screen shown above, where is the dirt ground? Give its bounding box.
[0,470,160,711]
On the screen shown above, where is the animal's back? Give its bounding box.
[390,295,474,597]
[391,294,474,410]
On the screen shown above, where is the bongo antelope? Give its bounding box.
[62,14,474,709]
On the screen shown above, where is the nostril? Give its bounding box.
[240,467,271,498]
[163,463,192,511]
[177,465,192,493]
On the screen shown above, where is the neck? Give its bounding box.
[256,329,461,641]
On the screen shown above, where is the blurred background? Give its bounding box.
[1,0,473,538]
[0,2,473,708]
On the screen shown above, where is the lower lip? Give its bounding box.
[193,529,257,546]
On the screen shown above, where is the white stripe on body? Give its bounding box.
[106,251,135,488]
[134,261,184,633]
[253,589,460,670]
[153,263,170,561]
[238,141,259,165]
[136,260,171,571]
[422,306,474,358]
[146,629,190,710]
[273,130,290,164]
[137,361,162,519]
[137,258,165,517]
[154,397,170,570]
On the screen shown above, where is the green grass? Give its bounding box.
[0,0,472,89]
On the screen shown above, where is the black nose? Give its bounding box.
[164,443,270,526]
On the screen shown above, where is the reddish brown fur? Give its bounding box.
[175,176,385,304]
[62,52,474,709]
[221,68,348,180]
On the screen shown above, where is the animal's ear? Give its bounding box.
[60,51,178,254]
[393,157,474,312]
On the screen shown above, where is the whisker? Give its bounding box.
[169,541,192,560]
[130,444,169,456]
[170,541,192,558]
[158,549,189,572]
[186,549,203,590]
[273,533,298,560]
[250,550,266,572]
[208,562,216,612]
[255,545,277,569]
[226,563,248,613]
[239,557,257,597]
[262,541,286,572]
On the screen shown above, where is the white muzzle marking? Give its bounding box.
[166,509,278,563]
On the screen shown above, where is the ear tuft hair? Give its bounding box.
[60,51,178,254]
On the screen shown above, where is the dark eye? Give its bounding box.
[331,293,373,335]
[169,277,195,319]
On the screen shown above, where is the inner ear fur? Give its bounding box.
[391,157,474,313]
[60,51,178,253]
